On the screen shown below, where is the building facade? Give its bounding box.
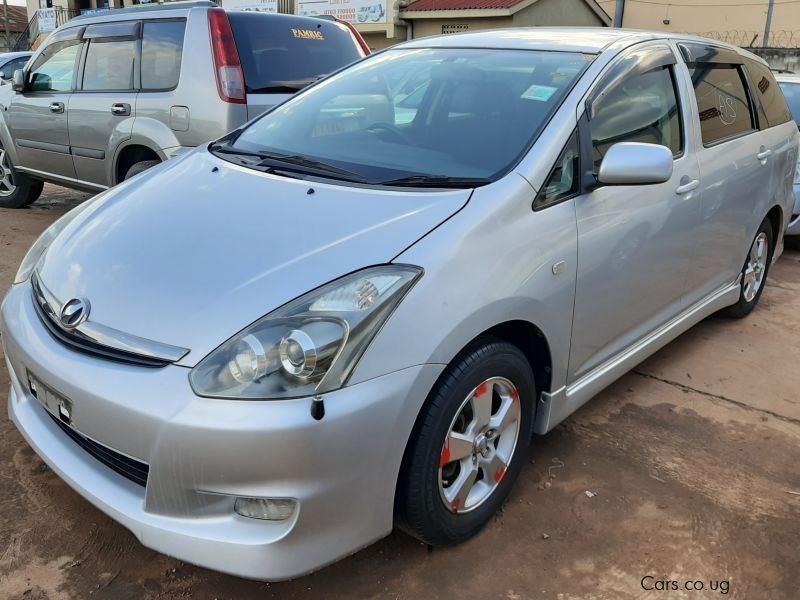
[399,0,609,48]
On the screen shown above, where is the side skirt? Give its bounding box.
[533,278,742,434]
[15,166,107,193]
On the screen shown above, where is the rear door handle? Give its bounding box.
[49,102,64,114]
[757,148,772,161]
[675,178,699,195]
[111,103,131,116]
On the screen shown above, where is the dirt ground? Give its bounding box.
[1,185,800,599]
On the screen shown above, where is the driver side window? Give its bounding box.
[1,58,29,81]
[28,40,82,92]
[589,65,683,171]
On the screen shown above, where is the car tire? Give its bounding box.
[0,145,44,209]
[395,338,535,546]
[725,217,774,319]
[124,160,160,181]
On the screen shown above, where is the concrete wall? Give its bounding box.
[753,48,800,73]
[363,27,408,51]
[604,0,800,42]
[514,0,605,28]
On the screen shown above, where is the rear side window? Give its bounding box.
[82,39,136,90]
[227,13,363,94]
[689,64,755,145]
[141,20,185,90]
[589,65,682,170]
[744,59,791,128]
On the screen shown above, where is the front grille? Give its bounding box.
[49,414,149,487]
[30,276,170,368]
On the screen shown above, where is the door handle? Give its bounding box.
[675,177,699,195]
[49,101,64,114]
[111,103,131,116]
[757,148,772,161]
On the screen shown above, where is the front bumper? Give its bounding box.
[1,283,442,580]
[787,183,800,236]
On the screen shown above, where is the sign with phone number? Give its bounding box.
[298,0,388,24]
[222,0,278,13]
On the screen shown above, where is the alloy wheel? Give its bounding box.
[0,148,17,197]
[743,231,769,303]
[438,376,522,514]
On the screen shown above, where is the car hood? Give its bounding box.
[37,151,470,366]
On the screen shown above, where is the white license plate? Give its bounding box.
[27,372,73,425]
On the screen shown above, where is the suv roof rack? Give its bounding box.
[72,0,215,21]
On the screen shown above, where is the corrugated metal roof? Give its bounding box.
[0,6,29,34]
[403,0,524,11]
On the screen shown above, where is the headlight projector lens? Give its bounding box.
[279,329,317,378]
[228,334,269,384]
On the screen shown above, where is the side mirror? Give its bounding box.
[597,142,674,185]
[12,69,25,92]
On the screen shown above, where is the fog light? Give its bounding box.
[234,497,296,521]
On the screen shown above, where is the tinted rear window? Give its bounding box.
[228,13,363,94]
[689,64,755,145]
[744,59,792,128]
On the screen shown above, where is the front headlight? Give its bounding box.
[14,200,96,284]
[189,265,422,399]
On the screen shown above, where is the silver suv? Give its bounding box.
[0,1,368,208]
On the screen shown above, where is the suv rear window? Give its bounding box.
[227,13,363,94]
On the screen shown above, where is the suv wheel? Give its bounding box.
[725,217,774,318]
[396,339,534,546]
[0,146,44,209]
[124,160,160,181]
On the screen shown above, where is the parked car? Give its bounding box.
[0,51,33,86]
[776,72,800,235]
[0,0,369,209]
[2,28,797,580]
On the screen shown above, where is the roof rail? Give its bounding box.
[71,0,215,21]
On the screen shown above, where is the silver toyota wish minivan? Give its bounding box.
[2,28,797,580]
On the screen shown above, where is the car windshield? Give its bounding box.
[222,47,592,186]
[779,81,800,126]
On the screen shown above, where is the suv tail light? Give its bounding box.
[340,20,371,56]
[208,8,246,104]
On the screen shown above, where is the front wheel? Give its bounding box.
[124,159,160,181]
[0,146,44,209]
[725,217,773,318]
[395,339,534,546]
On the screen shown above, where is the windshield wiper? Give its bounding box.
[378,175,493,189]
[256,152,369,183]
[209,144,266,160]
[210,144,367,183]
[249,77,324,93]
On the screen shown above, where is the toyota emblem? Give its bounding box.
[59,298,91,329]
